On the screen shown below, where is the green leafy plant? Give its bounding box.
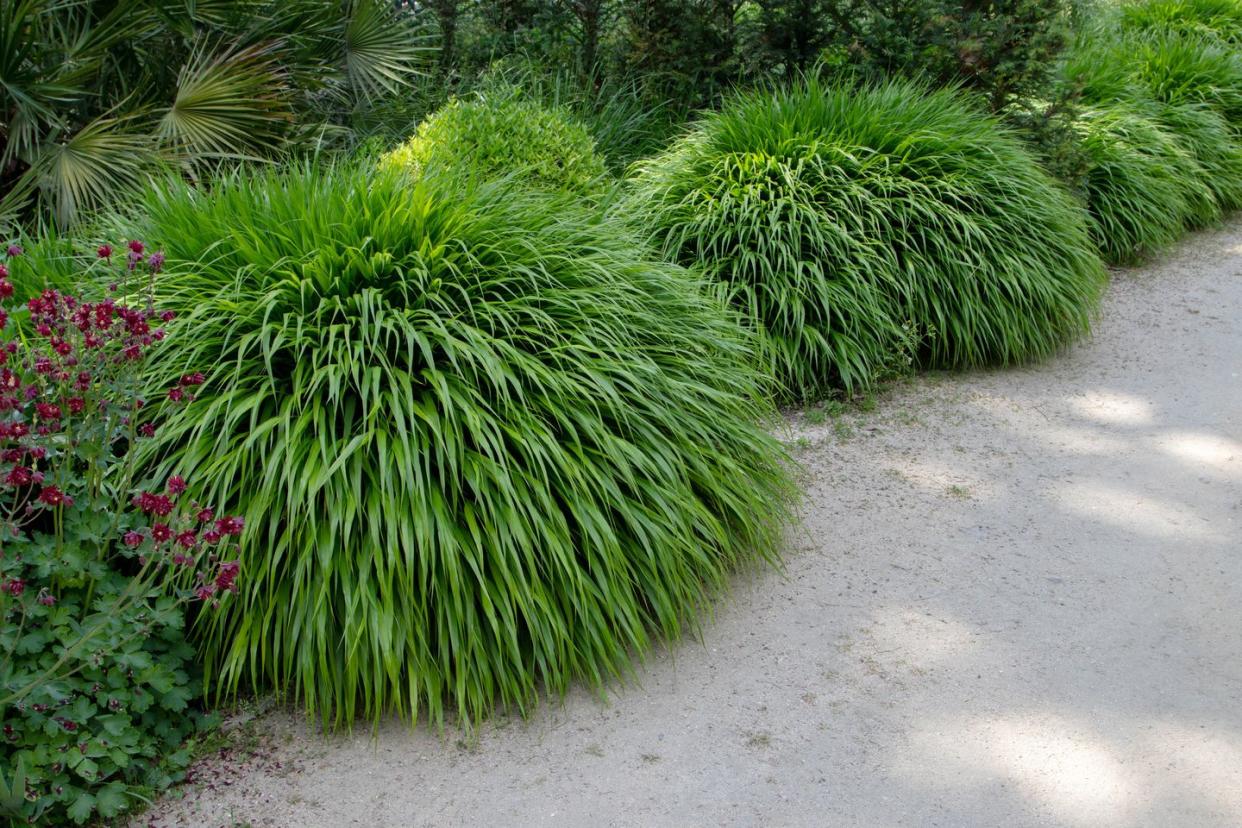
[0,0,433,231]
[0,245,242,825]
[125,162,792,729]
[383,91,609,196]
[627,78,1106,400]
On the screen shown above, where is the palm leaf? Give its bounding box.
[158,41,293,163]
[342,0,433,100]
[31,114,156,227]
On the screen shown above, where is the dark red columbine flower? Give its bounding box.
[37,591,55,607]
[175,530,197,549]
[1,578,24,596]
[6,244,22,258]
[0,281,11,299]
[196,507,214,523]
[150,523,172,543]
[35,402,62,420]
[38,485,67,506]
[149,251,165,274]
[201,529,222,544]
[67,397,85,414]
[167,387,184,402]
[215,560,240,593]
[5,466,33,487]
[0,264,6,279]
[195,583,216,601]
[127,240,144,255]
[122,530,144,548]
[160,310,175,322]
[167,475,186,495]
[138,422,156,438]
[215,515,244,536]
[97,244,113,259]
[180,372,205,386]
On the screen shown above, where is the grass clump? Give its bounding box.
[1057,29,1242,261]
[1118,0,1242,43]
[382,92,608,197]
[1070,104,1211,262]
[128,162,792,728]
[628,78,1105,400]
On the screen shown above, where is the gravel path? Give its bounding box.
[145,221,1242,828]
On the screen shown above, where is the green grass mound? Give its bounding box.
[1129,31,1242,123]
[383,93,608,197]
[1058,31,1242,261]
[627,79,1106,399]
[133,163,791,726]
[1072,104,1212,262]
[1119,0,1242,43]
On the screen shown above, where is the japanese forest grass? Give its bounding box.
[626,79,1107,401]
[129,163,794,728]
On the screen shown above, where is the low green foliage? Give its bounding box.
[127,162,792,728]
[382,93,608,196]
[628,79,1106,400]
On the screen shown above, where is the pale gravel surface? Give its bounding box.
[142,221,1242,828]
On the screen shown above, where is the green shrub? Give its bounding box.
[383,93,608,196]
[1155,102,1242,210]
[128,163,792,727]
[1118,0,1242,43]
[628,79,1106,400]
[811,0,1075,110]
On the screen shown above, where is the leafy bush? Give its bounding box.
[628,79,1106,400]
[383,93,608,195]
[127,162,792,728]
[1121,30,1242,123]
[0,245,242,825]
[814,0,1076,110]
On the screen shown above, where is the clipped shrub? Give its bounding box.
[128,163,792,727]
[382,93,608,196]
[628,79,1106,399]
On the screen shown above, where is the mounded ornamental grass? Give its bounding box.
[1119,0,1242,43]
[1059,29,1242,261]
[130,162,793,727]
[1070,104,1213,262]
[627,79,1106,400]
[382,92,608,197]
